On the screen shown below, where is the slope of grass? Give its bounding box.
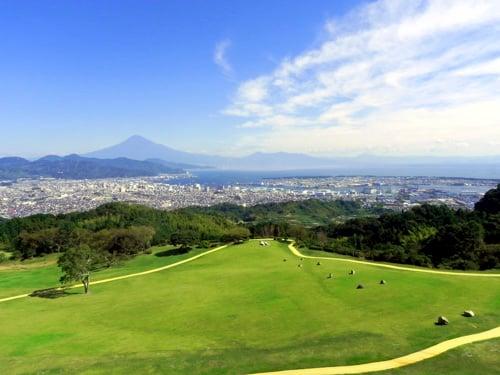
[0,241,498,374]
[0,245,184,298]
[299,247,500,274]
[379,339,500,375]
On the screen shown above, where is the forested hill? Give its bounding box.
[294,184,500,271]
[180,188,500,270]
[0,202,249,261]
[0,155,183,180]
[1,186,499,271]
[0,200,375,260]
[181,199,387,226]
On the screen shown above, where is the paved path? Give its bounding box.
[2,240,499,375]
[248,242,500,374]
[251,326,500,375]
[0,244,228,304]
[288,242,500,277]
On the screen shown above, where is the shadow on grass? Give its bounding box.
[155,247,190,257]
[29,288,79,299]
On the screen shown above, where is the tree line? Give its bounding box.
[241,185,500,271]
[184,187,500,270]
[0,202,251,261]
[1,185,499,277]
[0,203,253,293]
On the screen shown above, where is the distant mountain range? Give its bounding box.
[144,158,211,170]
[85,135,339,170]
[84,135,500,178]
[0,154,183,180]
[2,136,499,179]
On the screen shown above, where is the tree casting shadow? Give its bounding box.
[155,247,190,257]
[29,288,79,299]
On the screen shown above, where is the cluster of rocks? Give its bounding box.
[282,254,479,328]
[354,279,386,289]
[436,311,476,326]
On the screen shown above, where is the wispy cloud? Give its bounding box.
[214,39,232,76]
[224,0,500,156]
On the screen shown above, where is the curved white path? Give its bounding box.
[248,242,500,374]
[288,242,500,277]
[251,326,500,375]
[2,240,499,374]
[0,244,227,304]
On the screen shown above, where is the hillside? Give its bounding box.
[85,135,226,166]
[85,135,337,170]
[1,189,499,271]
[0,202,249,260]
[0,154,183,180]
[83,135,500,176]
[145,158,212,170]
[0,240,499,374]
[182,199,387,226]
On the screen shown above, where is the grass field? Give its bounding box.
[0,245,184,299]
[379,339,500,375]
[0,240,499,374]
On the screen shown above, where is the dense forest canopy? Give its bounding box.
[297,185,500,270]
[475,183,500,214]
[1,185,499,270]
[183,199,386,226]
[0,202,249,262]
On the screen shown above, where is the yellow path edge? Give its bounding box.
[0,244,228,303]
[287,242,500,277]
[248,242,500,375]
[250,326,500,375]
[1,239,499,374]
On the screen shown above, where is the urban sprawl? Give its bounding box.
[0,174,498,218]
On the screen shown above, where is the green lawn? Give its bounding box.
[0,245,192,298]
[299,248,500,274]
[379,339,500,375]
[0,240,498,374]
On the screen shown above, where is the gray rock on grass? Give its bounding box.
[436,316,449,325]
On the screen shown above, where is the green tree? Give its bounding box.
[288,225,307,242]
[58,245,103,294]
[221,226,250,242]
[475,184,500,215]
[423,221,484,269]
[170,230,199,249]
[96,226,155,257]
[15,228,64,259]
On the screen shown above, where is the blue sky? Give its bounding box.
[1,0,499,158]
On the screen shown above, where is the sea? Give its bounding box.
[166,167,499,192]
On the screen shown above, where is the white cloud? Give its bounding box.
[224,0,500,156]
[213,39,232,76]
[453,57,500,77]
